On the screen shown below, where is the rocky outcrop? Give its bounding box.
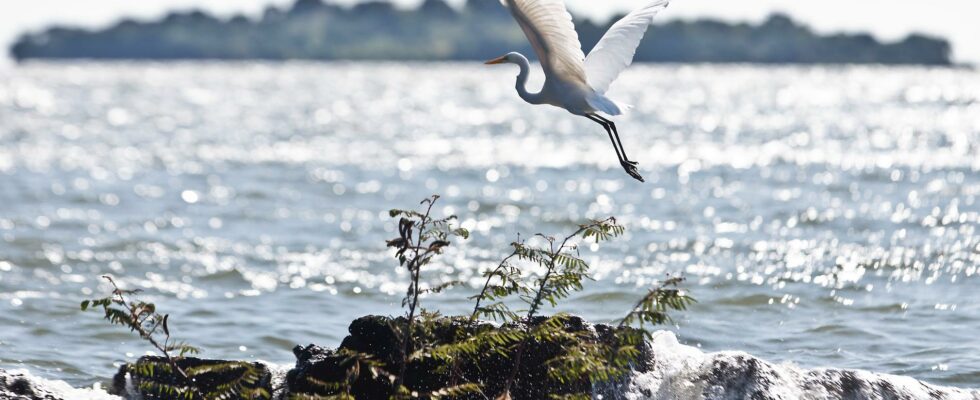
[9,315,979,400]
[110,357,273,400]
[286,315,648,399]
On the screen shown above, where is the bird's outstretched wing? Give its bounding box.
[584,0,670,93]
[500,0,588,86]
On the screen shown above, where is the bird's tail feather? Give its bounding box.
[587,94,632,116]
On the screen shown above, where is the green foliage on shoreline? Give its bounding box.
[83,195,694,399]
[14,0,951,65]
[82,276,270,400]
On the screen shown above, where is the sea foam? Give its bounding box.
[605,331,980,400]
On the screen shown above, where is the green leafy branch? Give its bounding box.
[81,275,198,378]
[82,276,270,400]
[498,218,625,399]
[618,276,697,332]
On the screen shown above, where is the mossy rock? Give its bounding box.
[112,357,272,400]
[287,315,651,400]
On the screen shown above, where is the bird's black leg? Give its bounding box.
[587,114,625,163]
[587,114,644,182]
[596,115,637,166]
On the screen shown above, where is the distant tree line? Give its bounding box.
[11,0,952,65]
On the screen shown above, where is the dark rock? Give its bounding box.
[702,354,780,400]
[801,369,954,400]
[0,369,63,400]
[109,364,128,397]
[113,357,272,400]
[286,315,651,400]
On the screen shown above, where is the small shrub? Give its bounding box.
[384,195,479,399]
[82,276,270,400]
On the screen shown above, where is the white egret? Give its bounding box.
[486,0,670,182]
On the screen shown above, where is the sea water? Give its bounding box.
[0,62,977,392]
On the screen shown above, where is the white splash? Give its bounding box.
[615,331,980,400]
[2,369,121,400]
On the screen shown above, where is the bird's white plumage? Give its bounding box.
[585,0,670,93]
[500,0,588,87]
[491,0,669,181]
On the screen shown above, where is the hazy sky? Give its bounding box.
[1,0,978,63]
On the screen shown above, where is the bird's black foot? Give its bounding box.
[621,160,645,182]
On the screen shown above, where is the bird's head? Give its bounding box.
[484,52,522,66]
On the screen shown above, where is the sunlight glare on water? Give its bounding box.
[0,62,978,388]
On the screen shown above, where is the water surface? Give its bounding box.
[0,62,978,388]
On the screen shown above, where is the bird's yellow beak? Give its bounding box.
[484,56,507,65]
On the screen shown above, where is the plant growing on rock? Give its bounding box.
[292,195,480,400]
[545,277,695,399]
[80,195,694,400]
[385,195,478,399]
[495,218,626,399]
[420,215,694,400]
[293,349,391,400]
[82,276,270,400]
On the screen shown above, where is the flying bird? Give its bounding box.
[486,0,670,182]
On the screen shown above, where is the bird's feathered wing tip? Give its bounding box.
[584,0,671,94]
[587,93,632,116]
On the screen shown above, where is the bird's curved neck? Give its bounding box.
[513,53,544,105]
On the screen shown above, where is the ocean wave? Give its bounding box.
[0,369,120,400]
[610,331,980,400]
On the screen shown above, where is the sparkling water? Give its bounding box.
[0,62,977,390]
